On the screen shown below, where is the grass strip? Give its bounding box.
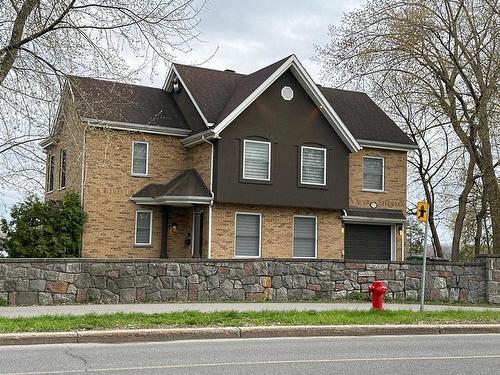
[0,309,499,333]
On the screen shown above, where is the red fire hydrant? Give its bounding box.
[368,280,387,310]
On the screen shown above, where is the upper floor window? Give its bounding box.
[132,141,148,176]
[300,146,326,186]
[363,156,384,192]
[135,210,152,246]
[47,154,55,192]
[243,140,271,181]
[59,149,67,189]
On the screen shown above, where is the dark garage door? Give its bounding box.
[344,224,392,261]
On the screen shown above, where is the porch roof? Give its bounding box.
[130,169,212,205]
[341,208,407,224]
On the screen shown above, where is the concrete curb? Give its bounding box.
[1,324,500,346]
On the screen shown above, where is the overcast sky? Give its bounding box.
[141,0,363,86]
[0,0,363,219]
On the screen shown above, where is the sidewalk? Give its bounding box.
[0,302,498,318]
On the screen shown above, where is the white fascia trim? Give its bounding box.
[82,118,192,137]
[39,138,55,149]
[212,55,361,152]
[341,215,407,225]
[358,139,418,151]
[181,129,217,147]
[163,65,213,128]
[130,196,213,205]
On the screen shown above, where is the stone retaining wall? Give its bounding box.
[0,258,497,306]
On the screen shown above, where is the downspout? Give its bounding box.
[79,124,87,258]
[201,133,215,259]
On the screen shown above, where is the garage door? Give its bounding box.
[344,224,392,260]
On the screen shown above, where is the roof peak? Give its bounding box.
[172,55,294,77]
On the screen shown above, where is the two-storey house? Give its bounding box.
[42,55,416,260]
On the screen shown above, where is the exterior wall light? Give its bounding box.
[172,222,177,233]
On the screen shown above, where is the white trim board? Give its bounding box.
[358,139,418,151]
[82,118,192,137]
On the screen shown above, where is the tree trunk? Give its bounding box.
[451,157,475,261]
[474,193,488,256]
[477,115,500,255]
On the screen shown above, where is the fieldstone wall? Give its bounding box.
[0,258,496,306]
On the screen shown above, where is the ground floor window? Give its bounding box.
[293,216,317,258]
[135,210,152,246]
[235,213,261,257]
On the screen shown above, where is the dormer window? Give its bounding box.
[131,141,148,176]
[242,140,271,181]
[300,146,326,186]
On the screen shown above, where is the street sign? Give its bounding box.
[417,201,428,222]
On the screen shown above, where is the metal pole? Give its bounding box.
[419,219,429,312]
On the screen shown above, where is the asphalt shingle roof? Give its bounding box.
[132,169,211,199]
[66,76,189,129]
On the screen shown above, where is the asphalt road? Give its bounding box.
[1,302,498,318]
[1,334,500,375]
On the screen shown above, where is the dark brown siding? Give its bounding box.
[171,81,207,133]
[214,69,350,209]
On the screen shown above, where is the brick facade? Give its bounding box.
[210,203,344,259]
[82,129,193,258]
[348,147,407,210]
[45,100,84,200]
[348,147,407,259]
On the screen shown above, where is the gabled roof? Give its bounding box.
[66,76,189,130]
[167,55,415,151]
[131,169,212,205]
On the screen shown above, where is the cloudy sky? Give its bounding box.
[142,0,363,86]
[0,0,363,219]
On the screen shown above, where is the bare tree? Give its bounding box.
[0,0,204,196]
[317,0,500,254]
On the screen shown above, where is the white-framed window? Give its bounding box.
[363,156,384,192]
[293,216,317,258]
[135,210,152,246]
[242,140,271,181]
[300,146,326,186]
[131,141,149,176]
[59,149,67,190]
[234,213,261,257]
[47,154,55,192]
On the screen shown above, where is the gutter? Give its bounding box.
[130,196,213,205]
[181,129,218,148]
[341,215,407,225]
[357,139,418,152]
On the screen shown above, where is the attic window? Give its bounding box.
[281,86,294,101]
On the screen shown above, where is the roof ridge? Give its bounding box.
[318,85,368,96]
[172,63,247,76]
[66,75,164,92]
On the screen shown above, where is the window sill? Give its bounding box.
[58,187,66,191]
[134,244,153,248]
[233,255,261,259]
[362,189,385,193]
[131,174,150,178]
[298,183,327,190]
[239,178,272,185]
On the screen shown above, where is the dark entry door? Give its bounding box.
[344,224,392,261]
